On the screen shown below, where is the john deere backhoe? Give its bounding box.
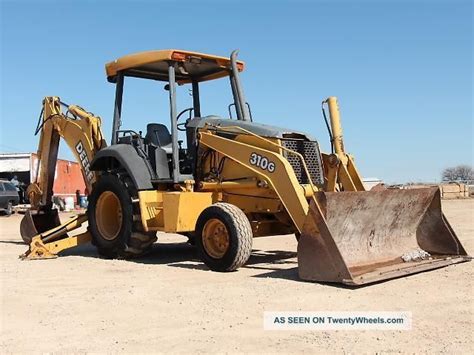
[21,49,470,285]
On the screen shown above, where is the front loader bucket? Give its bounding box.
[298,187,470,286]
[20,209,61,244]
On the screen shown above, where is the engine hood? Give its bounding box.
[187,116,315,141]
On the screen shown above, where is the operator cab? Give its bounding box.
[105,49,248,183]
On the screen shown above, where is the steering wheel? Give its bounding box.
[177,107,194,131]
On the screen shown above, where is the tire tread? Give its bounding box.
[89,172,156,259]
[197,202,253,272]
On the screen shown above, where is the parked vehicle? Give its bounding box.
[0,179,20,215]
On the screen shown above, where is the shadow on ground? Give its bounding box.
[60,243,100,258]
[167,248,301,282]
[48,241,342,285]
[247,250,296,265]
[131,242,199,265]
[57,242,377,288]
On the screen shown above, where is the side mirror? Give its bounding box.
[164,84,170,91]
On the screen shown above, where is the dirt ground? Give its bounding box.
[0,199,472,353]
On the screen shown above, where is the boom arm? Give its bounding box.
[27,96,106,210]
[20,97,106,259]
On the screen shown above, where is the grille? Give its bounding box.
[281,139,324,186]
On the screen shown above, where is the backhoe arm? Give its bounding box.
[28,96,105,209]
[20,96,106,259]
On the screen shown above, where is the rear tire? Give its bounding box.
[196,203,252,272]
[88,173,156,259]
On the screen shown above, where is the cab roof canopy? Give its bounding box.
[105,49,245,84]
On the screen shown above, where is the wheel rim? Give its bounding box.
[95,191,123,241]
[202,218,230,259]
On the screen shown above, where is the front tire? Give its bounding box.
[196,203,253,272]
[88,173,156,258]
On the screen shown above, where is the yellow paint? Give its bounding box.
[163,192,213,232]
[22,232,92,260]
[139,191,213,232]
[21,214,92,260]
[323,97,366,191]
[201,218,229,258]
[28,96,105,209]
[138,190,164,231]
[222,194,283,214]
[326,96,345,158]
[199,130,309,232]
[105,49,245,83]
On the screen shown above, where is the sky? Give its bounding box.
[0,0,472,184]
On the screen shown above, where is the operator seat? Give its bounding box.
[145,123,173,154]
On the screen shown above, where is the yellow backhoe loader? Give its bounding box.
[21,49,470,285]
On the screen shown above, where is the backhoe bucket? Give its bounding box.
[298,187,470,286]
[20,209,61,244]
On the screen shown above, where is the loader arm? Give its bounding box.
[20,96,106,259]
[198,128,316,233]
[198,119,365,234]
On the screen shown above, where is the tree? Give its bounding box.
[442,167,457,181]
[442,165,473,182]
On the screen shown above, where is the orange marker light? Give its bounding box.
[171,52,187,61]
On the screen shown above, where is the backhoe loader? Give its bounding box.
[21,49,470,285]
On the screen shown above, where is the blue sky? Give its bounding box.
[0,0,472,183]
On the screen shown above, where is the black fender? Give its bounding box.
[90,145,154,190]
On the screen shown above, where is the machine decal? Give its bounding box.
[76,141,94,183]
[249,152,275,173]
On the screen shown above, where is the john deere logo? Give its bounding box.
[76,141,94,183]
